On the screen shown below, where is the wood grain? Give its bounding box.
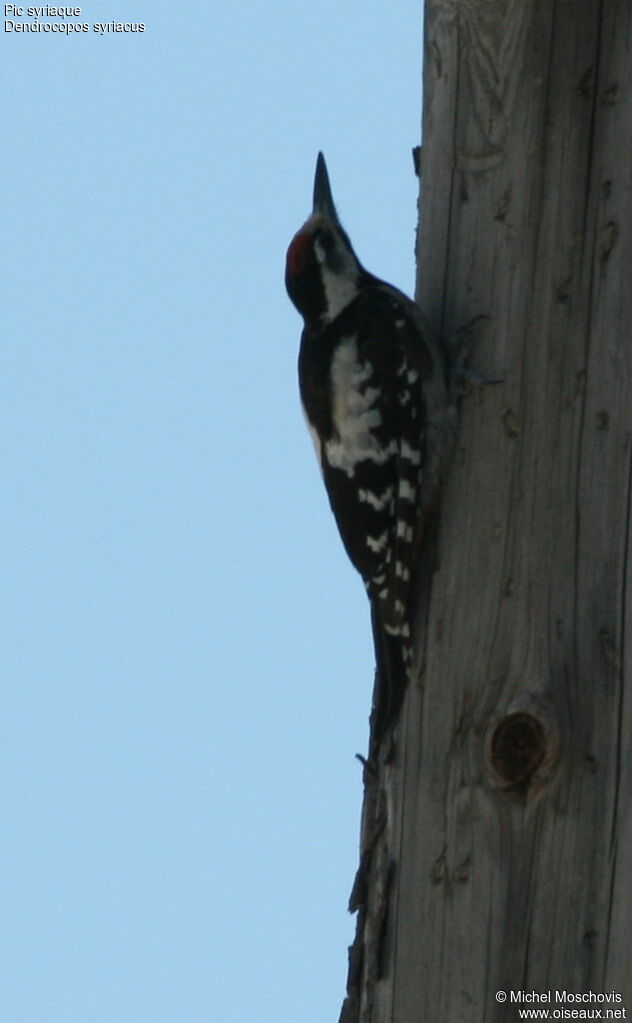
[340,2,632,1020]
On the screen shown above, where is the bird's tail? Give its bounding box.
[368,601,411,750]
[367,507,440,752]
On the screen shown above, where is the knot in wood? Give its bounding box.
[489,712,546,787]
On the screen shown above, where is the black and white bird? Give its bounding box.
[285,153,453,743]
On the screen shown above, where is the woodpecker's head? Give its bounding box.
[286,153,366,330]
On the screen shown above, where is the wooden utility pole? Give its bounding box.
[341,2,632,1020]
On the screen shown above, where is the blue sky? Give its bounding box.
[2,3,423,1020]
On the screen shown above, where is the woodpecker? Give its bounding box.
[285,153,453,742]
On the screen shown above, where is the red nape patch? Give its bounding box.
[286,230,310,279]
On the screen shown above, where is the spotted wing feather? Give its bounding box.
[299,286,434,734]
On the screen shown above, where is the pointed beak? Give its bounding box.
[312,152,338,221]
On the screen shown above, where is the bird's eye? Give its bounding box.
[319,230,335,253]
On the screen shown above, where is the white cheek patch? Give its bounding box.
[320,266,360,323]
[313,238,360,324]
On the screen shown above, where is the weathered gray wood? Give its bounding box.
[340,2,632,1020]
